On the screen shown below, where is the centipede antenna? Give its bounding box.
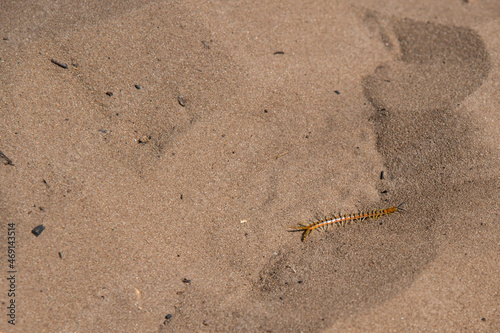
[397,202,407,212]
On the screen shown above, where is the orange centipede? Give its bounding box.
[290,202,405,241]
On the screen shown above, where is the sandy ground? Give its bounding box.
[0,0,499,332]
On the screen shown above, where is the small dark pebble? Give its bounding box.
[334,90,340,95]
[51,59,68,69]
[58,252,63,259]
[0,150,14,166]
[137,136,151,144]
[166,314,173,320]
[380,171,384,179]
[135,84,141,90]
[298,280,303,284]
[178,96,186,107]
[32,225,45,237]
[182,278,191,283]
[273,51,285,55]
[481,317,486,321]
[381,190,388,194]
[105,91,113,97]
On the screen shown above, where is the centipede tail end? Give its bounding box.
[302,228,313,242]
[288,224,313,242]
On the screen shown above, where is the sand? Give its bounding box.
[0,0,499,332]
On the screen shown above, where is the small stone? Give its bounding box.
[32,225,45,237]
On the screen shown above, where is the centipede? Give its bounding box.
[290,202,405,241]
